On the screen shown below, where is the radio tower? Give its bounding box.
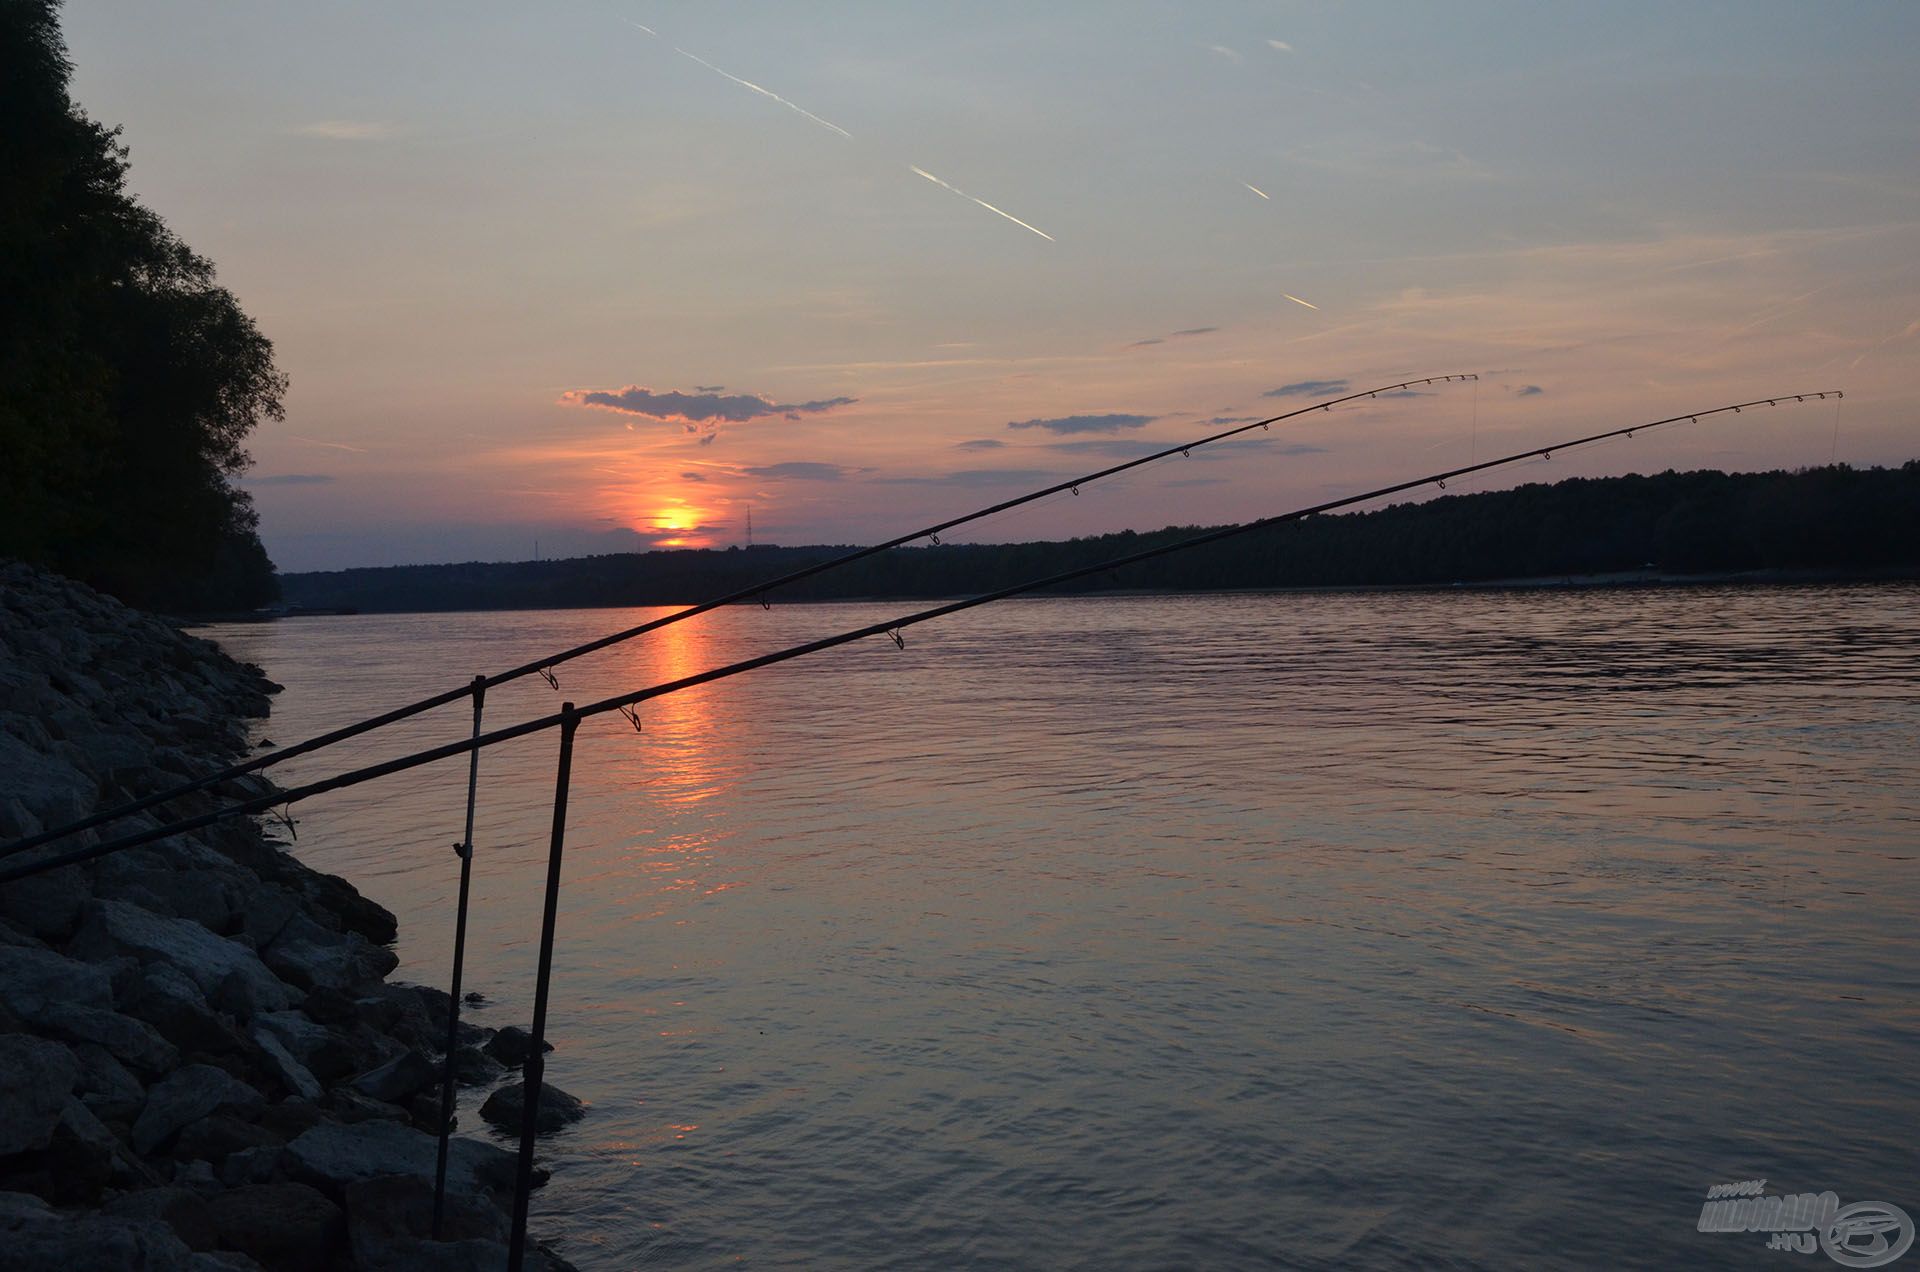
[746,505,753,547]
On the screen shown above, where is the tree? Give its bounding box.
[0,0,284,609]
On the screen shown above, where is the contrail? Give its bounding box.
[622,19,657,36]
[1850,315,1920,370]
[1282,293,1319,311]
[673,47,851,138]
[910,166,1054,242]
[288,434,369,453]
[1244,182,1270,199]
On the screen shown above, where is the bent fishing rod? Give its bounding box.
[4,373,1478,859]
[0,389,1838,886]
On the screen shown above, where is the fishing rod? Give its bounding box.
[0,389,1838,886]
[3,373,1477,859]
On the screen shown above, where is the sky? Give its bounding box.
[63,1,1920,572]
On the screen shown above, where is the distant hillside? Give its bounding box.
[280,464,1920,614]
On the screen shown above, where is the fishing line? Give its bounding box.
[2,375,1476,859]
[0,390,1838,884]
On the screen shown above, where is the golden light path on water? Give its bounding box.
[199,584,1920,1268]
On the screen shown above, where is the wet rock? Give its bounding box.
[205,1182,344,1272]
[452,1044,504,1087]
[349,1049,438,1104]
[132,1063,265,1154]
[103,1186,219,1252]
[0,1035,79,1154]
[482,1026,553,1068]
[69,900,296,1015]
[284,1119,523,1199]
[339,1173,507,1267]
[297,873,397,946]
[479,1081,586,1135]
[407,1089,450,1136]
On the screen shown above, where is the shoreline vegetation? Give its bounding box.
[0,562,577,1269]
[277,463,1920,616]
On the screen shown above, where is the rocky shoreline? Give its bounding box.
[0,563,576,1270]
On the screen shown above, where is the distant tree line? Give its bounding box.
[281,463,1920,613]
[1,0,282,611]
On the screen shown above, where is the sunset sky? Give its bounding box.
[65,1,1920,571]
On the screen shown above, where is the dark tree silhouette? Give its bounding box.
[278,464,1920,614]
[1,0,283,610]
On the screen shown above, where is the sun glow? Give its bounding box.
[649,500,707,547]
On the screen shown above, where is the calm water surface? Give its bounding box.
[198,586,1920,1270]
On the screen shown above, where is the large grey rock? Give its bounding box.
[37,1000,179,1073]
[341,1173,508,1270]
[0,729,95,829]
[128,960,245,1054]
[251,1010,332,1063]
[481,1026,552,1068]
[284,1120,522,1199]
[479,1081,586,1135]
[251,1025,322,1100]
[131,1063,266,1154]
[0,1211,203,1271]
[0,943,115,1018]
[0,1035,78,1154]
[70,900,297,1015]
[349,1049,438,1104]
[452,1044,504,1087]
[205,1183,343,1272]
[103,1186,219,1253]
[262,913,397,994]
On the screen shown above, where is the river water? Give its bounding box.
[197,585,1920,1270]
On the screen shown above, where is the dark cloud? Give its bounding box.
[955,438,1007,451]
[1171,326,1219,337]
[1207,415,1264,425]
[243,473,335,486]
[1129,337,1166,347]
[680,471,708,482]
[1515,384,1545,396]
[561,385,857,424]
[738,461,870,481]
[694,384,725,393]
[1378,389,1434,398]
[1006,412,1155,435]
[877,468,1061,488]
[1264,379,1349,398]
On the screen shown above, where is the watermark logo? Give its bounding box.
[1697,1180,1913,1266]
